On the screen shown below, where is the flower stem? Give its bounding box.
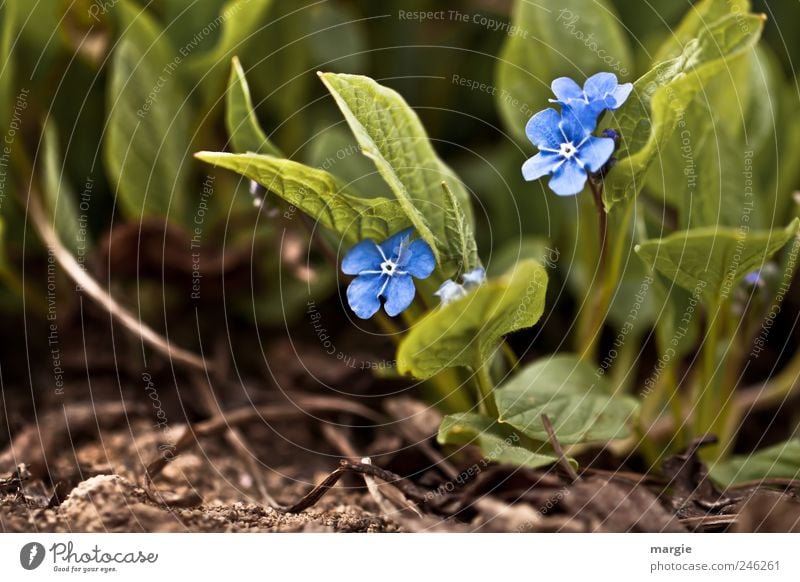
[579,183,632,363]
[474,356,498,418]
[590,177,608,273]
[693,301,723,445]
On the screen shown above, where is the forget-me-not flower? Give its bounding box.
[550,72,633,126]
[342,228,435,319]
[521,107,615,196]
[743,271,764,287]
[434,267,486,306]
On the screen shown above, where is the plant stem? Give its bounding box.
[694,301,723,444]
[474,355,498,418]
[501,340,519,372]
[579,189,633,363]
[590,177,608,273]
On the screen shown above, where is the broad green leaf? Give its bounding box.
[318,72,475,273]
[495,355,639,444]
[160,1,227,55]
[653,0,750,62]
[635,219,800,302]
[194,151,409,244]
[438,413,560,470]
[305,124,392,200]
[648,45,777,230]
[605,13,764,207]
[397,260,547,379]
[710,439,800,487]
[225,56,282,156]
[186,0,274,99]
[496,0,632,143]
[42,121,83,254]
[105,1,191,220]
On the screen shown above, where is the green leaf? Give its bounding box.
[495,355,639,444]
[0,0,15,131]
[194,151,409,244]
[648,46,778,230]
[635,219,800,303]
[187,0,274,99]
[652,0,751,62]
[225,56,282,156]
[496,0,632,143]
[105,0,191,220]
[441,182,479,273]
[318,72,475,273]
[305,1,367,74]
[710,439,800,487]
[41,121,83,254]
[438,413,559,470]
[604,12,764,207]
[304,124,392,200]
[397,260,548,379]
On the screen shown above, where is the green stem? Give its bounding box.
[579,195,633,362]
[694,301,723,445]
[474,355,498,418]
[501,340,519,372]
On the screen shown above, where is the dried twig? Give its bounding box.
[284,459,433,514]
[360,457,423,518]
[541,414,579,482]
[145,396,383,481]
[189,372,278,507]
[27,185,210,373]
[0,464,30,494]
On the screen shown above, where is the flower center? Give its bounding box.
[380,259,398,276]
[559,142,577,159]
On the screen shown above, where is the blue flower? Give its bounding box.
[342,228,435,319]
[521,108,615,196]
[434,280,468,306]
[461,267,486,289]
[434,267,486,306]
[743,271,763,287]
[550,72,633,126]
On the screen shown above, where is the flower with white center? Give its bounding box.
[341,228,435,319]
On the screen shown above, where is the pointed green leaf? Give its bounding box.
[710,439,800,487]
[194,151,409,244]
[438,413,560,470]
[318,72,475,273]
[42,121,83,254]
[605,12,764,207]
[441,182,479,273]
[635,219,800,302]
[653,0,751,62]
[105,1,191,220]
[496,0,632,143]
[495,355,639,444]
[225,56,282,156]
[397,260,547,379]
[186,0,274,99]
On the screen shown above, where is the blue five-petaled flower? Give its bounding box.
[522,107,615,196]
[522,72,632,196]
[342,228,435,319]
[550,72,633,126]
